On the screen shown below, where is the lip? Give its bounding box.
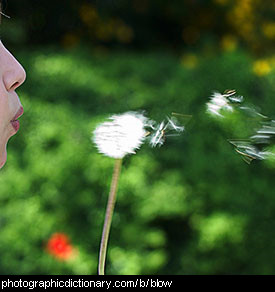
[10,106,24,132]
[12,106,24,121]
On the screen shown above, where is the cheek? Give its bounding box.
[0,143,7,169]
[0,106,9,135]
[0,90,13,141]
[0,88,10,116]
[0,88,11,127]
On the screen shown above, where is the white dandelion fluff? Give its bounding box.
[206,91,234,117]
[229,139,275,164]
[149,120,167,147]
[207,89,275,164]
[93,111,148,159]
[148,116,186,147]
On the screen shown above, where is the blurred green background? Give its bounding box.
[1,0,275,275]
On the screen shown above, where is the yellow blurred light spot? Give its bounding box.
[79,4,98,25]
[262,22,275,39]
[181,53,198,69]
[221,35,238,52]
[227,0,255,42]
[62,33,79,49]
[214,0,228,5]
[253,60,272,76]
[95,23,113,42]
[115,24,134,43]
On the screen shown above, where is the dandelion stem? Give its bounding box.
[98,158,123,275]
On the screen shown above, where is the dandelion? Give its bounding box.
[92,111,148,275]
[93,111,189,274]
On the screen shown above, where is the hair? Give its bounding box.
[0,1,3,24]
[0,2,10,23]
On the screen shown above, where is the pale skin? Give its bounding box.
[0,40,26,168]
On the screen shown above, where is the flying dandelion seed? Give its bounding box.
[223,89,244,103]
[255,120,275,136]
[228,115,275,163]
[206,91,236,117]
[207,89,275,164]
[239,106,268,120]
[148,120,167,147]
[147,113,190,147]
[206,89,244,117]
[228,139,272,164]
[250,121,275,144]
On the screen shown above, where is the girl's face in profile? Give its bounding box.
[0,40,26,168]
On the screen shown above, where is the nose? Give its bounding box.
[1,44,26,92]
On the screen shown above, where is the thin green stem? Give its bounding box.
[98,158,123,275]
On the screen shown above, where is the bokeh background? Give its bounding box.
[1,0,275,275]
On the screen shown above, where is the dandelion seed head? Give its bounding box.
[93,111,148,159]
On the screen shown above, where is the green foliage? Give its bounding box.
[1,46,275,275]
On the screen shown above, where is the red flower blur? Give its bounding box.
[46,232,74,261]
